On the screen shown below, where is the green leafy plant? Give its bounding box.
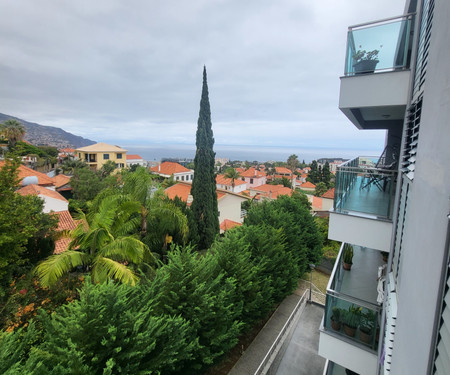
[360,310,376,334]
[353,47,380,63]
[343,305,361,329]
[331,306,342,322]
[343,243,354,265]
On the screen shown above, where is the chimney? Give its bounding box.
[158,164,160,172]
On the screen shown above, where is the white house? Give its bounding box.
[150,162,194,182]
[126,154,146,168]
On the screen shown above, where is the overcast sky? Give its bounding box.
[0,0,405,158]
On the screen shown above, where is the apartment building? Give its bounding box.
[318,1,450,374]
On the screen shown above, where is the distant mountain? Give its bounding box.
[0,113,96,149]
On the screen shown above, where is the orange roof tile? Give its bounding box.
[126,154,143,160]
[275,167,292,174]
[165,182,230,205]
[236,167,245,173]
[240,167,266,178]
[312,196,323,210]
[51,211,77,254]
[220,219,242,232]
[17,184,68,202]
[251,184,292,199]
[52,174,71,189]
[216,174,246,186]
[0,161,54,186]
[150,161,190,175]
[301,181,316,189]
[322,188,335,199]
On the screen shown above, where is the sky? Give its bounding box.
[0,0,405,160]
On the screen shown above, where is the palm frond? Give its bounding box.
[93,256,138,285]
[35,251,89,287]
[100,237,147,264]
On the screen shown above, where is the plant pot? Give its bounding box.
[331,319,342,331]
[344,324,357,337]
[343,262,352,271]
[353,59,379,74]
[359,330,372,344]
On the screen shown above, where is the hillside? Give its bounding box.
[0,113,96,149]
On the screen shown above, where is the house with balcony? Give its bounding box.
[75,142,127,170]
[318,1,450,375]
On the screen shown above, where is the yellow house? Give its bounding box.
[75,142,127,170]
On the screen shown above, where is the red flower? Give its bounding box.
[19,289,28,295]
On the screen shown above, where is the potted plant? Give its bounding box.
[343,243,353,270]
[330,306,342,331]
[343,305,361,337]
[352,47,380,74]
[359,310,376,344]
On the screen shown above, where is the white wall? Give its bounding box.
[218,195,247,224]
[40,195,69,213]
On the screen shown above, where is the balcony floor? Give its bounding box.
[336,246,384,305]
[340,176,393,219]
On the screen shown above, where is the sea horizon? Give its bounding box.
[121,143,384,164]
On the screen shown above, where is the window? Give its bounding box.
[181,176,185,181]
[250,178,254,184]
[117,153,122,159]
[176,176,179,181]
[103,154,110,160]
[78,153,81,158]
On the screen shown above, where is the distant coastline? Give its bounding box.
[122,143,384,163]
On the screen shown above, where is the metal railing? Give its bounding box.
[254,290,308,375]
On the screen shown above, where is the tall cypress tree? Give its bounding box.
[191,66,219,250]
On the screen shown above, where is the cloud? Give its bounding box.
[0,0,405,158]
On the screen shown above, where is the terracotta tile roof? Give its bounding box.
[220,219,242,232]
[216,174,246,186]
[150,161,191,175]
[236,168,245,173]
[312,196,323,210]
[275,167,292,174]
[251,184,292,199]
[301,181,316,189]
[52,174,71,189]
[126,154,143,160]
[51,211,77,254]
[52,210,77,231]
[240,167,266,178]
[17,184,68,202]
[76,142,127,152]
[59,148,75,153]
[165,182,229,205]
[322,188,335,199]
[0,161,55,186]
[304,167,311,171]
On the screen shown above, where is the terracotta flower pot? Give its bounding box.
[343,262,352,271]
[331,319,342,331]
[359,330,372,344]
[344,324,357,337]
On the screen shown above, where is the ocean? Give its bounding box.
[122,143,383,163]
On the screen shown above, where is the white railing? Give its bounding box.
[254,290,308,375]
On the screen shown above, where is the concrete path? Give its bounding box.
[271,303,326,375]
[228,286,325,375]
[229,293,303,375]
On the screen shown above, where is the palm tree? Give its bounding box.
[224,167,241,192]
[2,119,25,148]
[35,194,151,287]
[61,158,87,175]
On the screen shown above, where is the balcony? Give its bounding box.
[319,243,384,375]
[339,14,414,130]
[328,157,396,251]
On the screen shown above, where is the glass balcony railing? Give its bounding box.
[334,156,397,220]
[323,243,383,352]
[344,14,414,76]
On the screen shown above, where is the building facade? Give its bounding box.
[318,0,450,374]
[75,142,127,170]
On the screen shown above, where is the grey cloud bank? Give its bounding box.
[0,0,404,159]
